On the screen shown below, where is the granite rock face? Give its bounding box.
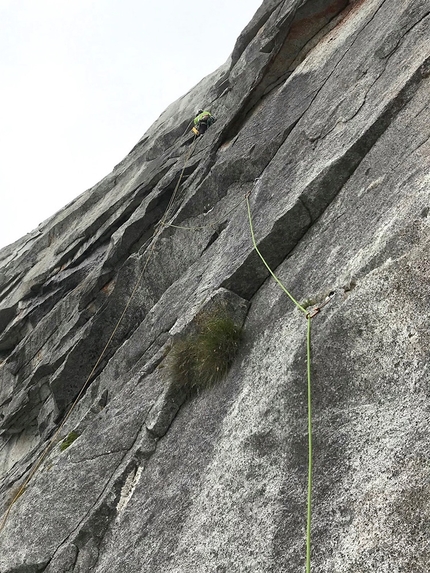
[1,0,429,571]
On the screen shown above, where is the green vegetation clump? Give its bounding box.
[59,430,80,451]
[169,310,242,395]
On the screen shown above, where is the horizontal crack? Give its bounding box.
[66,449,128,465]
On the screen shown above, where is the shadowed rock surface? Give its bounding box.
[1,0,429,571]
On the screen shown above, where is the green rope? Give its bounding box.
[245,194,313,573]
[246,196,307,315]
[306,316,312,573]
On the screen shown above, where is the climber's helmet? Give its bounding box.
[196,109,204,116]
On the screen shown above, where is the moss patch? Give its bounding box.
[59,430,80,452]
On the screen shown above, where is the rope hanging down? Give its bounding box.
[0,135,199,533]
[129,183,318,573]
[245,193,313,573]
[158,185,318,572]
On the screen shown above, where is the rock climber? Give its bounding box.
[192,109,215,136]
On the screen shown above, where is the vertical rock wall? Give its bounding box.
[1,0,429,571]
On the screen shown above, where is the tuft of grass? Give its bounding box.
[169,310,242,395]
[169,337,198,391]
[59,430,80,452]
[194,313,242,385]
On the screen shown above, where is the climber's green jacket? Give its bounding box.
[194,110,213,125]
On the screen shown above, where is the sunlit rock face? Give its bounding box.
[1,1,429,571]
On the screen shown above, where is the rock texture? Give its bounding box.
[1,0,430,571]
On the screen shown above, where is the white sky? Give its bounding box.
[0,0,263,250]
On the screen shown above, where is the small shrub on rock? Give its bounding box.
[169,310,242,395]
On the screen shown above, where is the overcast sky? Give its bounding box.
[0,0,262,250]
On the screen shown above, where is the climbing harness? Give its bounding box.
[0,135,199,533]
